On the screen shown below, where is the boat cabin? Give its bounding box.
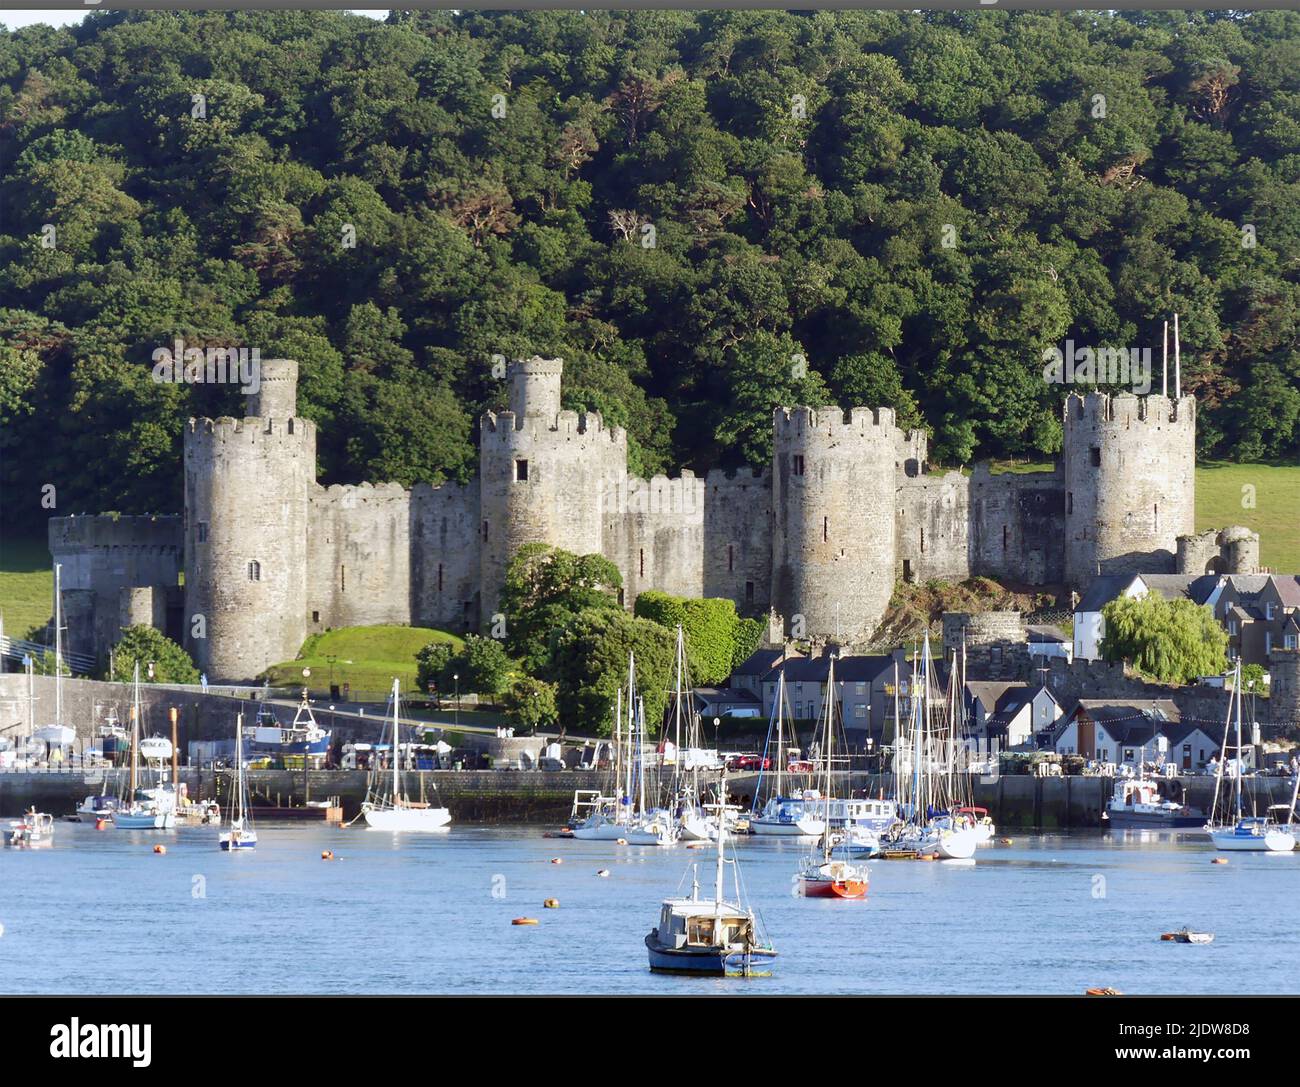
[656,899,754,951]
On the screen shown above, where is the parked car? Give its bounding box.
[725,753,771,772]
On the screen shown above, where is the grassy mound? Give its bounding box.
[262,625,464,697]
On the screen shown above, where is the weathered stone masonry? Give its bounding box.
[52,357,1227,681]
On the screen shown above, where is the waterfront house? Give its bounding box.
[751,647,908,749]
[1073,573,1224,661]
[964,682,1062,754]
[1051,700,1218,770]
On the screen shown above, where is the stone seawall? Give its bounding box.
[4,768,1290,827]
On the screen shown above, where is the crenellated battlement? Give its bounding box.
[1064,392,1195,427]
[479,409,626,447]
[624,472,704,515]
[49,513,183,551]
[186,415,316,445]
[315,480,410,501]
[704,466,771,488]
[775,404,900,439]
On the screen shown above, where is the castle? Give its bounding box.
[49,357,1258,682]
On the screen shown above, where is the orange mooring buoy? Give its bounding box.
[321,850,334,861]
[153,844,166,855]
[544,898,560,909]
[95,818,110,831]
[550,857,563,864]
[1212,857,1228,865]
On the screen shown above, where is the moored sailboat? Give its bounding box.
[1205,662,1296,853]
[219,712,258,851]
[798,656,869,898]
[114,664,177,830]
[361,679,452,831]
[749,671,826,838]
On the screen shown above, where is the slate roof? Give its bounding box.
[733,647,792,678]
[1137,574,1221,606]
[1076,575,1137,613]
[1269,575,1300,608]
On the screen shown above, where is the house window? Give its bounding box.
[792,454,805,476]
[248,560,261,581]
[514,459,529,482]
[1266,602,1276,620]
[1266,633,1273,654]
[854,703,866,719]
[1287,635,1298,650]
[855,682,865,695]
[745,581,754,604]
[197,522,208,543]
[1228,620,1237,635]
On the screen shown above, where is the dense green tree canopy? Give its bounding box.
[105,624,200,684]
[4,10,1300,532]
[1099,593,1229,685]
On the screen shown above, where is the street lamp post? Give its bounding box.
[454,674,460,728]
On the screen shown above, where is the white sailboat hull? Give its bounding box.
[678,812,722,842]
[750,817,826,837]
[934,828,980,860]
[114,810,175,830]
[1207,827,1295,852]
[363,806,452,832]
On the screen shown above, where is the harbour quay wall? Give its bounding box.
[0,768,605,821]
[3,767,1292,826]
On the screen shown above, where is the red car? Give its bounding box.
[725,753,771,772]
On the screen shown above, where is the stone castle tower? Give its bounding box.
[52,355,1229,682]
[1063,392,1197,586]
[184,359,314,679]
[478,358,627,623]
[772,406,900,641]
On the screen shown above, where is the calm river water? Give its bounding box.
[2,824,1295,994]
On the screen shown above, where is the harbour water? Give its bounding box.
[3,825,1297,995]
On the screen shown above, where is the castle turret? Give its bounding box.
[1063,393,1195,589]
[185,359,313,681]
[248,357,298,419]
[772,406,899,641]
[478,358,627,627]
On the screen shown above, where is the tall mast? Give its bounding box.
[130,662,140,796]
[54,562,63,725]
[714,770,727,918]
[235,711,244,823]
[1234,659,1243,821]
[775,671,785,800]
[673,625,684,799]
[613,685,623,814]
[391,678,400,805]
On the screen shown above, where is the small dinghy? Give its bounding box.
[1161,927,1214,944]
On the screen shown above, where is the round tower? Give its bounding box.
[478,358,627,627]
[1219,525,1260,575]
[1063,392,1196,588]
[1176,530,1221,576]
[248,357,298,419]
[508,356,563,420]
[184,360,314,681]
[772,406,898,642]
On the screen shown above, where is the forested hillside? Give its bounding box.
[3,9,1299,533]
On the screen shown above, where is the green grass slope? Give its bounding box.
[262,625,465,696]
[1196,462,1300,573]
